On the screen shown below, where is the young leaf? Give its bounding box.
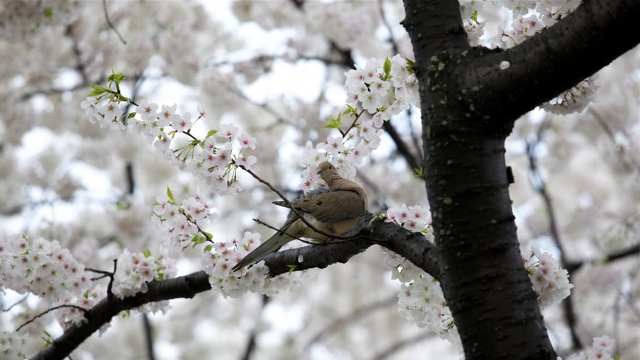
[108,71,126,86]
[324,115,342,129]
[206,129,218,138]
[471,9,479,24]
[88,85,109,97]
[166,186,176,204]
[344,104,357,115]
[143,249,152,258]
[203,244,213,253]
[191,233,206,245]
[383,57,392,80]
[127,112,137,119]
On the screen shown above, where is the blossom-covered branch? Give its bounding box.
[30,218,440,360]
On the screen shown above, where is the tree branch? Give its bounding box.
[382,120,420,171]
[371,330,433,360]
[102,0,127,45]
[141,314,156,360]
[30,219,439,360]
[566,242,640,274]
[305,294,397,349]
[239,295,270,360]
[526,126,582,350]
[465,0,640,124]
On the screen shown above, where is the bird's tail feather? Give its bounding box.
[232,232,290,272]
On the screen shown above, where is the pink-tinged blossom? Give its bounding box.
[565,336,614,360]
[112,249,176,299]
[219,123,239,141]
[158,104,178,128]
[172,114,190,132]
[522,247,573,308]
[200,231,295,298]
[236,154,257,168]
[137,101,158,122]
[361,59,379,83]
[319,134,345,155]
[238,133,257,150]
[386,204,431,233]
[0,236,90,304]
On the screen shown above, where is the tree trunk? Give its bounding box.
[402,1,556,358]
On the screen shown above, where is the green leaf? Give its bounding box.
[206,129,218,138]
[203,244,213,253]
[324,115,342,129]
[143,249,152,258]
[107,71,126,86]
[287,264,297,272]
[127,112,137,119]
[414,167,424,177]
[203,231,213,240]
[43,7,54,18]
[383,57,392,80]
[88,85,109,97]
[191,233,206,245]
[166,186,176,204]
[343,104,357,115]
[471,9,479,24]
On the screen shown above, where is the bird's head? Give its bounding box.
[317,161,338,183]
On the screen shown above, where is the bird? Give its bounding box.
[232,161,367,272]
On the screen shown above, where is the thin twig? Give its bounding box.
[16,304,88,332]
[107,259,118,300]
[378,0,399,54]
[2,294,29,312]
[305,294,397,349]
[239,295,271,360]
[371,330,433,360]
[405,108,424,165]
[340,110,365,137]
[141,314,156,360]
[589,106,640,173]
[102,0,127,45]
[526,122,582,350]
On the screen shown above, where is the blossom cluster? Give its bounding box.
[543,78,595,115]
[385,204,432,232]
[0,331,29,360]
[112,249,176,300]
[201,231,295,298]
[298,55,419,190]
[0,235,90,304]
[153,192,213,253]
[566,336,614,360]
[385,251,461,347]
[381,205,460,345]
[81,73,258,193]
[522,247,573,308]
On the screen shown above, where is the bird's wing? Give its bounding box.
[291,190,365,223]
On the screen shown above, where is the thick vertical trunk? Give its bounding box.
[424,128,555,359]
[402,1,557,358]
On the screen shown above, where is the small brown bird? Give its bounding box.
[232,161,367,271]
